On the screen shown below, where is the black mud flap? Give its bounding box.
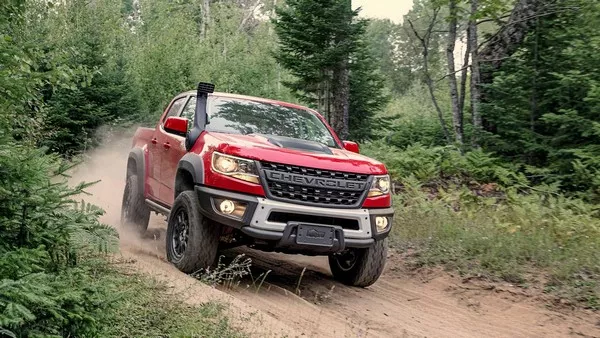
[277,222,345,254]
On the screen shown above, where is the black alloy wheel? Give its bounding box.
[332,250,358,271]
[328,240,388,287]
[170,208,190,260]
[165,191,221,273]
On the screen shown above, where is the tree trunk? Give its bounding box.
[530,15,539,133]
[326,77,332,125]
[201,0,210,38]
[407,9,452,143]
[317,73,329,123]
[446,0,463,146]
[268,0,277,35]
[332,61,350,139]
[478,0,542,85]
[317,80,324,120]
[330,0,352,140]
[469,0,482,147]
[458,29,470,118]
[238,0,261,32]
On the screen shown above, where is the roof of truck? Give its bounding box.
[180,90,313,112]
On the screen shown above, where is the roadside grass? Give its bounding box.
[194,254,253,289]
[91,258,244,338]
[389,180,600,309]
[193,254,274,296]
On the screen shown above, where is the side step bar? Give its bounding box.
[145,199,170,216]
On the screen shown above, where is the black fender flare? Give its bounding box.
[175,153,205,197]
[127,148,146,195]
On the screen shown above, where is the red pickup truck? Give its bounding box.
[121,83,394,287]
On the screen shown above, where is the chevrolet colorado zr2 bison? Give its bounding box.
[121,83,394,287]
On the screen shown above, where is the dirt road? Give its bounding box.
[71,134,600,338]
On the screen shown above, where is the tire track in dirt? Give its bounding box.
[71,133,600,338]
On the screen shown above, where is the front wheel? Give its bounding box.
[328,239,388,287]
[166,191,220,274]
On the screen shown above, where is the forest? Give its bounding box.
[1,0,599,335]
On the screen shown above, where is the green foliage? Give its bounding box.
[361,0,600,309]
[129,0,293,122]
[482,0,600,200]
[273,0,388,141]
[348,30,391,141]
[0,140,122,336]
[2,0,140,155]
[365,19,414,95]
[273,0,361,103]
[362,141,527,187]
[7,0,296,156]
[390,183,600,308]
[95,267,243,338]
[382,83,450,147]
[1,3,241,335]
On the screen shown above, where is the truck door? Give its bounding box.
[150,96,186,204]
[160,96,197,205]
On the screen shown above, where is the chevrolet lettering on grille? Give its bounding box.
[265,170,366,191]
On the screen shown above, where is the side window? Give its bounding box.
[163,97,186,122]
[180,97,196,121]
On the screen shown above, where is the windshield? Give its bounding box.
[206,97,338,147]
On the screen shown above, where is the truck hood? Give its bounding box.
[207,132,387,175]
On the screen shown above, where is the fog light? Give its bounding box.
[375,217,389,232]
[219,200,235,214]
[214,198,247,219]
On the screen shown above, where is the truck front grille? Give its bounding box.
[260,161,370,208]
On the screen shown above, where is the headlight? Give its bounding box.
[368,175,390,197]
[211,152,260,184]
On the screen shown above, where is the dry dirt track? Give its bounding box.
[71,134,600,338]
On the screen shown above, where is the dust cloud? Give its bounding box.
[69,126,166,257]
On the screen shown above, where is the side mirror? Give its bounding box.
[164,116,188,137]
[342,141,360,153]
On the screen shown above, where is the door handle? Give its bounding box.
[151,137,158,145]
[163,142,171,150]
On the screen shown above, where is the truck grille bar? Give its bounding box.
[260,161,370,208]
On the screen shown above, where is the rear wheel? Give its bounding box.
[328,239,388,287]
[166,191,220,273]
[120,174,150,234]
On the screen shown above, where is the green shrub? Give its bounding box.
[390,181,600,308]
[0,3,243,336]
[0,139,120,337]
[362,141,528,186]
[92,264,244,338]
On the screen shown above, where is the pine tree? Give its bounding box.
[349,33,390,141]
[273,0,387,141]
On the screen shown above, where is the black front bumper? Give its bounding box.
[195,185,394,254]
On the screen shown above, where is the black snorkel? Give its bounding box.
[185,82,215,151]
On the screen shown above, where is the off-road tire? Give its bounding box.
[328,239,388,287]
[120,174,150,234]
[166,191,220,274]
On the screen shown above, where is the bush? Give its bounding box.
[390,181,600,308]
[364,137,599,308]
[36,0,142,156]
[0,3,243,335]
[362,141,528,187]
[380,84,449,148]
[0,139,120,336]
[93,264,243,338]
